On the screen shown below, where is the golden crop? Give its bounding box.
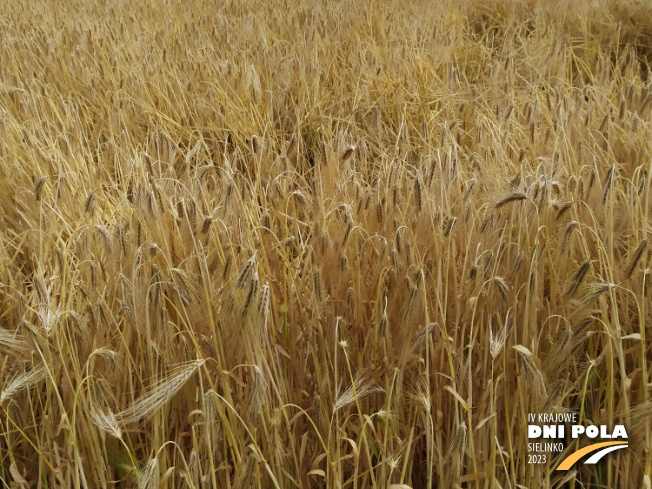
[0,0,650,487]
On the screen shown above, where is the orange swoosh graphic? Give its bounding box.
[556,441,628,470]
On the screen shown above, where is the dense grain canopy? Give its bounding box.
[0,0,651,487]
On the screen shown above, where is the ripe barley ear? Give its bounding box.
[626,239,647,278]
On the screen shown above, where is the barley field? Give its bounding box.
[0,0,651,487]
